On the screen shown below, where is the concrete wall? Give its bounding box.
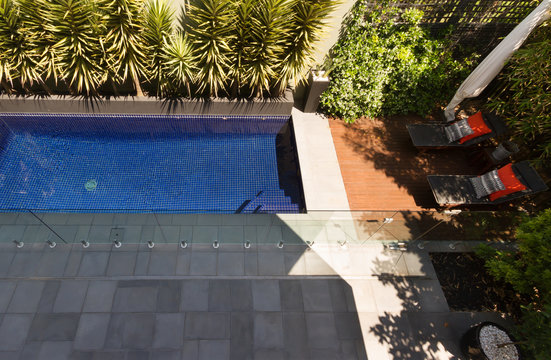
[0,90,294,116]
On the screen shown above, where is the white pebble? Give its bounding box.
[479,324,519,360]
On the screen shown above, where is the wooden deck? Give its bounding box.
[329,116,478,211]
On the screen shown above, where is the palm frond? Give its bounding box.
[162,34,196,97]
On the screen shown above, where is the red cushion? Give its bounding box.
[488,163,527,201]
[459,112,492,144]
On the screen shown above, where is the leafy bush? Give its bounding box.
[476,209,551,359]
[0,0,336,98]
[320,1,470,122]
[487,23,551,167]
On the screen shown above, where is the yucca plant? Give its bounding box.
[143,0,174,97]
[228,0,254,97]
[277,0,337,95]
[44,0,103,95]
[162,34,196,97]
[0,0,41,91]
[99,0,147,96]
[182,0,234,97]
[246,0,289,98]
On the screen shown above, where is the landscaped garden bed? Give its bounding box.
[430,252,523,318]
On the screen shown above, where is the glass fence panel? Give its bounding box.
[4,209,522,250]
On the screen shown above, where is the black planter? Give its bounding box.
[460,321,521,360]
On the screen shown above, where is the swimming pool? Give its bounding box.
[0,114,304,213]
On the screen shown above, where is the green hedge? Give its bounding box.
[320,1,471,122]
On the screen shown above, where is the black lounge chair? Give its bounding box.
[427,161,548,206]
[407,113,508,150]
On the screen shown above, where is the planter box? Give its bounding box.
[0,90,294,116]
[303,71,329,113]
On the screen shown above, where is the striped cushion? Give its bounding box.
[444,119,473,143]
[469,170,505,198]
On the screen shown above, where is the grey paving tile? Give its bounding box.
[0,251,15,276]
[184,312,230,340]
[74,313,110,350]
[0,281,16,313]
[282,312,308,360]
[411,279,449,312]
[54,280,89,313]
[190,252,217,275]
[198,340,230,360]
[279,280,303,311]
[181,280,209,311]
[150,350,182,360]
[7,281,45,313]
[230,312,253,360]
[254,349,284,360]
[0,314,33,350]
[172,214,197,225]
[83,281,117,312]
[0,225,26,243]
[192,225,218,243]
[257,251,285,276]
[218,226,244,244]
[339,340,365,360]
[28,313,80,341]
[124,350,148,360]
[64,250,83,276]
[334,313,363,340]
[157,281,181,313]
[112,286,158,313]
[304,251,337,275]
[19,342,42,360]
[182,340,199,359]
[209,280,232,311]
[230,280,252,312]
[134,251,150,275]
[37,281,61,313]
[38,341,72,360]
[8,252,41,277]
[283,252,306,275]
[252,280,281,311]
[153,313,185,349]
[36,250,71,277]
[148,252,177,275]
[243,251,258,276]
[91,351,126,360]
[301,279,333,312]
[309,348,338,360]
[217,252,244,276]
[254,312,283,349]
[305,313,339,350]
[106,252,137,276]
[104,314,125,349]
[0,351,17,360]
[122,313,155,349]
[68,351,94,360]
[175,252,191,275]
[78,252,110,276]
[328,280,351,312]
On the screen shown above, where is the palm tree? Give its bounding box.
[45,0,103,95]
[277,0,337,95]
[99,0,147,96]
[182,0,234,97]
[0,0,42,92]
[143,0,174,97]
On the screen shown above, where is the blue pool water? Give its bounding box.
[0,114,304,213]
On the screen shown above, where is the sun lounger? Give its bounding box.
[427,161,548,206]
[407,113,508,150]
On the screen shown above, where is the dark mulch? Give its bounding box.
[430,252,524,321]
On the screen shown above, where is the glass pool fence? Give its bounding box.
[0,210,522,249]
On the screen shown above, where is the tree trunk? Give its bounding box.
[133,76,143,97]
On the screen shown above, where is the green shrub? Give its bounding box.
[487,23,551,167]
[320,1,470,122]
[476,209,551,359]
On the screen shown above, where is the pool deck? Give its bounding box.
[0,109,511,360]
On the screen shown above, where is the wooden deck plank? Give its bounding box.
[328,116,479,211]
